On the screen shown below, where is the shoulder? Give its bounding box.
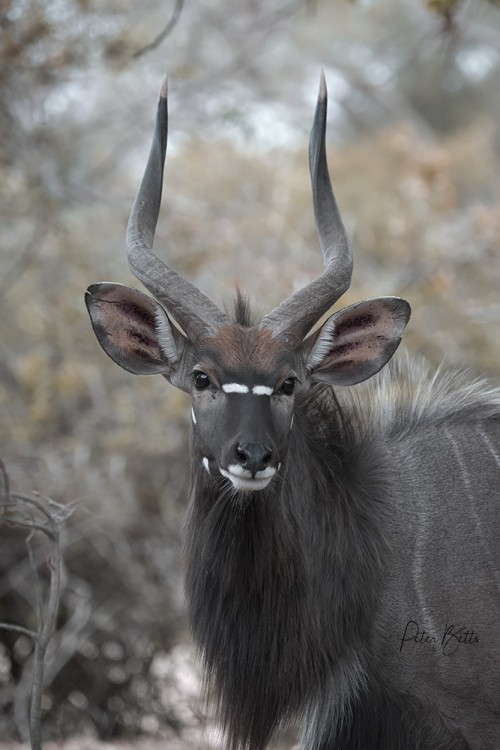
[339,352,500,441]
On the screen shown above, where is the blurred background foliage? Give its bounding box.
[0,0,499,746]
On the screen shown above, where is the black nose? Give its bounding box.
[236,442,273,474]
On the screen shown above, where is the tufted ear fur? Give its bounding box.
[85,282,191,390]
[304,297,411,387]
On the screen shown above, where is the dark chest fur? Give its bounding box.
[183,387,389,750]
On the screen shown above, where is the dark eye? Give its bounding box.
[194,371,211,390]
[279,377,295,395]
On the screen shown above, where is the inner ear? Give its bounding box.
[304,297,411,387]
[85,282,184,377]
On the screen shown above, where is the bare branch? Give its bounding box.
[0,459,9,504]
[0,465,64,750]
[29,528,61,750]
[0,622,37,639]
[26,532,44,625]
[133,0,184,59]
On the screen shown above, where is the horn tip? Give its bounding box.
[159,75,168,101]
[318,69,327,101]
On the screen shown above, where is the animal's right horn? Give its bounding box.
[126,77,229,341]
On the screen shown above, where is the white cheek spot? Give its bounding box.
[252,385,273,396]
[191,408,197,425]
[222,383,249,394]
[202,457,210,473]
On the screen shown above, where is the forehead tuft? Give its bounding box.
[198,325,292,376]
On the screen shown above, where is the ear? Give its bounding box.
[304,297,411,386]
[85,282,189,384]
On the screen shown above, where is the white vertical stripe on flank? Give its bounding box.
[252,385,273,396]
[446,426,497,582]
[410,471,439,641]
[222,383,249,394]
[479,426,500,470]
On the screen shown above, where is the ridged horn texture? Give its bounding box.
[260,71,353,344]
[126,77,229,340]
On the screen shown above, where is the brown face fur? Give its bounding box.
[194,324,300,389]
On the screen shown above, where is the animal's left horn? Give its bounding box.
[260,72,353,343]
[126,77,229,340]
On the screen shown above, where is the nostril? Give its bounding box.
[236,442,273,472]
[262,450,272,465]
[236,445,247,462]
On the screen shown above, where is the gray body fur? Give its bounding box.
[336,356,500,748]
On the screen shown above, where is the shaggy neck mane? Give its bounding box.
[183,386,389,750]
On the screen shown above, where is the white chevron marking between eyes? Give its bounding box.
[252,385,273,396]
[222,383,249,394]
[221,383,274,395]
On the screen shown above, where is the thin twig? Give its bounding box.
[26,532,44,625]
[0,459,10,503]
[133,0,184,58]
[30,532,61,750]
[0,623,37,639]
[11,520,55,534]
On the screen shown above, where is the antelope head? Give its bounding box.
[86,76,410,493]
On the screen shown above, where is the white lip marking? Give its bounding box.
[226,464,276,480]
[252,385,273,396]
[222,383,249,394]
[202,457,210,473]
[191,408,197,425]
[220,464,277,492]
[226,464,250,477]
